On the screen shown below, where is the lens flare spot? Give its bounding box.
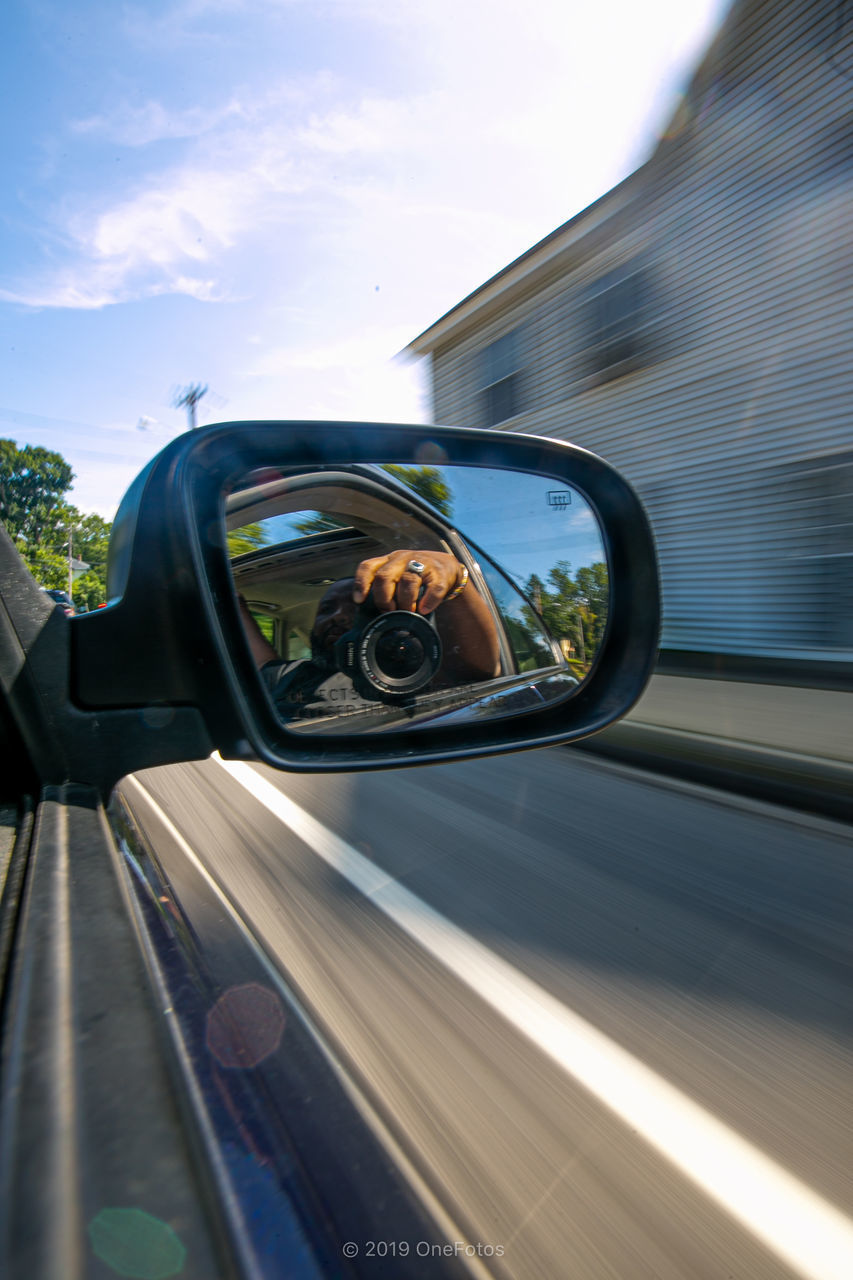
[414,440,448,465]
[88,1208,186,1279]
[206,982,286,1069]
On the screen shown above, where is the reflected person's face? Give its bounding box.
[310,579,358,654]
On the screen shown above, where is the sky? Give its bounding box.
[0,0,729,519]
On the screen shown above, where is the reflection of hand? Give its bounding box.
[353,550,464,615]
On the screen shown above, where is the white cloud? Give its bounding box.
[3,140,301,307]
[0,262,219,310]
[0,0,732,521]
[234,320,428,422]
[295,96,416,156]
[91,183,225,263]
[71,98,250,146]
[2,0,728,316]
[245,324,420,377]
[235,353,428,425]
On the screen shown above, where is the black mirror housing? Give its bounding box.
[72,421,660,780]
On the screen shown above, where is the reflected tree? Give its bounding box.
[575,563,609,640]
[380,465,453,518]
[227,522,270,557]
[523,560,608,670]
[290,511,351,536]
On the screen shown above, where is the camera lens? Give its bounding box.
[374,627,426,679]
[358,610,442,696]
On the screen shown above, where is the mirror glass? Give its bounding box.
[225,463,609,735]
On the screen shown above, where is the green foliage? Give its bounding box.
[290,511,350,537]
[250,610,275,644]
[0,439,112,608]
[26,546,68,591]
[381,465,453,518]
[527,562,579,638]
[523,559,609,668]
[0,439,75,548]
[575,561,609,620]
[67,510,113,610]
[227,522,270,557]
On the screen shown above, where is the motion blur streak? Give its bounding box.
[215,754,853,1280]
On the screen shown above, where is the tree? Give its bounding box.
[66,510,113,610]
[538,561,581,638]
[24,545,68,593]
[15,502,113,608]
[521,559,609,669]
[574,562,609,652]
[290,512,350,537]
[380,465,453,518]
[0,439,75,549]
[0,440,113,607]
[227,522,269,557]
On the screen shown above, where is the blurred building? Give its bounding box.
[408,0,853,672]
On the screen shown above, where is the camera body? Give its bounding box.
[333,597,442,702]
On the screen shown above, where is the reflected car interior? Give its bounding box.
[226,466,580,734]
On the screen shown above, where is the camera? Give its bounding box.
[333,596,442,702]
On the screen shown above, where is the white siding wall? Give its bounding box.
[427,0,853,658]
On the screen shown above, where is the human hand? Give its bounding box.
[353,550,465,614]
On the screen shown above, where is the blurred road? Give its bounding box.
[121,746,853,1280]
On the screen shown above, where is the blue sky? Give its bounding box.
[1,0,729,518]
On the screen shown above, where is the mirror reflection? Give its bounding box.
[225,463,609,734]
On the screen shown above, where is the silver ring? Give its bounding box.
[405,559,426,576]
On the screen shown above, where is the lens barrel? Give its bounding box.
[358,610,441,695]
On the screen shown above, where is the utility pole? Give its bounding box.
[172,383,208,430]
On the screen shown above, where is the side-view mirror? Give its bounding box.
[70,421,659,783]
[228,463,602,731]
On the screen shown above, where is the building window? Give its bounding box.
[581,264,652,382]
[764,452,853,651]
[480,331,520,425]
